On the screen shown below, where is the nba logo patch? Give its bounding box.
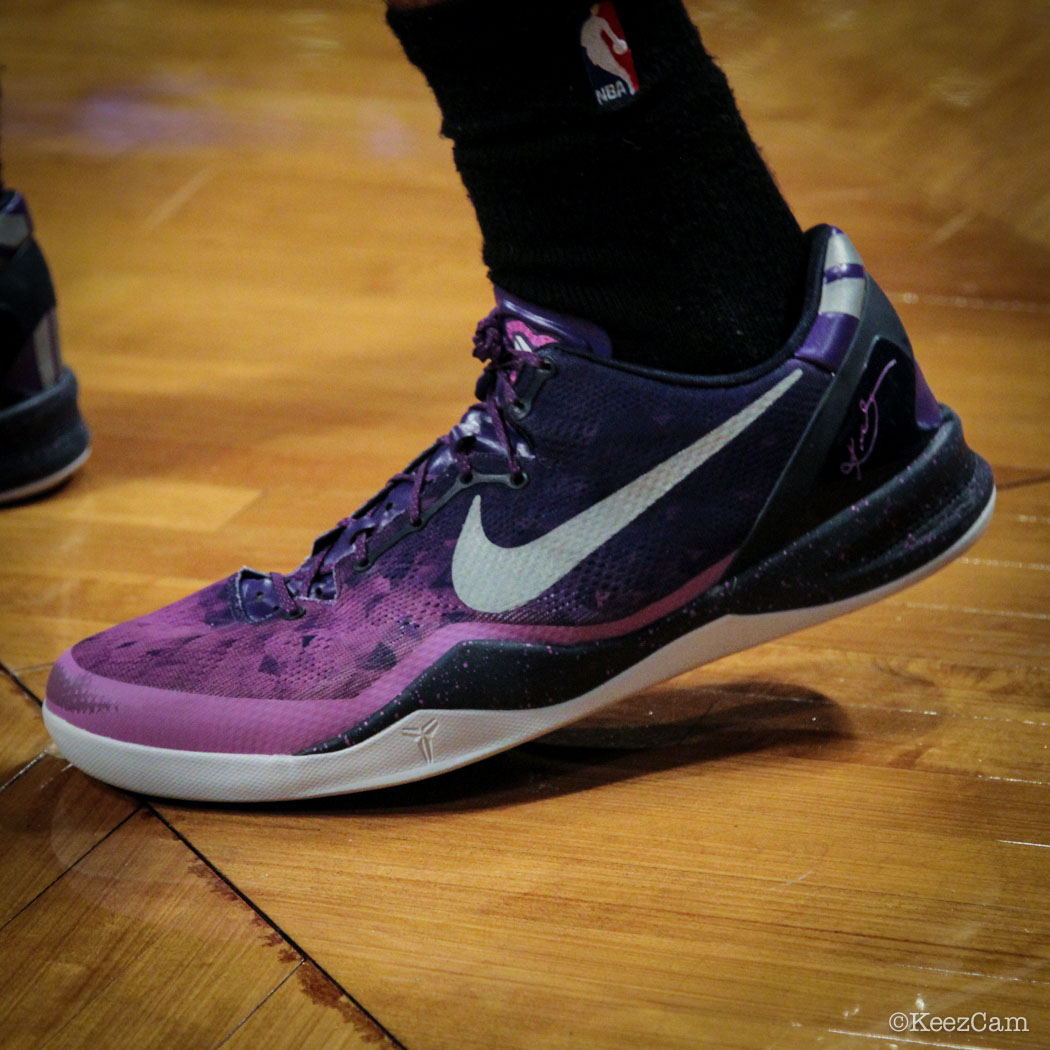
[580,3,640,108]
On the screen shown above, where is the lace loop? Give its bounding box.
[268,311,546,616]
[269,572,304,618]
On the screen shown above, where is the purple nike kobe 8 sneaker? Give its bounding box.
[44,227,994,801]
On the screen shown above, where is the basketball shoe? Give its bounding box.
[0,190,90,505]
[43,227,994,801]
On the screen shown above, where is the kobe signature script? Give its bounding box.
[840,359,897,480]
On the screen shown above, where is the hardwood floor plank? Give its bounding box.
[156,757,1050,1050]
[0,672,51,787]
[543,661,1050,786]
[895,304,1050,475]
[0,810,300,1050]
[707,1,1050,251]
[18,479,262,533]
[0,756,137,929]
[220,962,400,1050]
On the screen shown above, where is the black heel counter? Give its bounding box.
[732,276,941,573]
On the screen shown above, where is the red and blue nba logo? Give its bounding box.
[580,3,640,108]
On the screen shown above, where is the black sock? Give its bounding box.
[387,0,807,374]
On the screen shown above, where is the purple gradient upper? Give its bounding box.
[63,339,821,739]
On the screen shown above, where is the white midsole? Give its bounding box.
[43,491,995,802]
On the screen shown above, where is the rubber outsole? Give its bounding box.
[42,488,995,802]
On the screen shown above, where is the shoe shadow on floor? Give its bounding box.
[243,679,855,816]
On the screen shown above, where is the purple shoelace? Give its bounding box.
[268,311,546,618]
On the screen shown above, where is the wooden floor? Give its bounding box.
[2,2,1049,1048]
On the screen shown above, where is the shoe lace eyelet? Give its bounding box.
[459,470,474,484]
[282,606,307,620]
[509,470,528,489]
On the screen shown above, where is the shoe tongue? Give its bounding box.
[495,288,614,358]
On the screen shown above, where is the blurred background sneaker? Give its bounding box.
[0,188,90,505]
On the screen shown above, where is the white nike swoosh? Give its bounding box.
[451,368,803,614]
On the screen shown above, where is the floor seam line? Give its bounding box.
[212,962,305,1050]
[997,473,1050,491]
[0,805,142,936]
[149,804,409,1050]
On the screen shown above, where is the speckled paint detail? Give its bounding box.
[45,225,993,770]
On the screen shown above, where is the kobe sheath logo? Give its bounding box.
[840,359,897,480]
[580,3,640,107]
[452,370,803,614]
[402,719,439,764]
